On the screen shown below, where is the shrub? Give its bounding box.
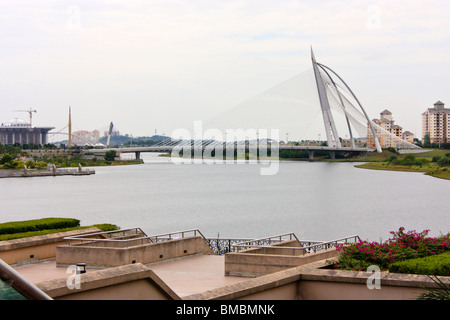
[437,157,450,167]
[328,228,450,271]
[25,160,36,168]
[93,224,120,232]
[389,252,450,276]
[417,275,450,300]
[104,150,116,161]
[0,153,13,165]
[0,218,80,235]
[432,156,442,162]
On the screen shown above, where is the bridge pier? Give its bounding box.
[329,151,335,159]
[135,151,141,160]
[308,151,315,160]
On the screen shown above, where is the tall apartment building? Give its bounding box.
[422,101,450,144]
[367,110,413,148]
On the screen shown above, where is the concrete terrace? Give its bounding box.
[13,255,247,298]
[1,227,449,300]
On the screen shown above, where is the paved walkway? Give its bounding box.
[148,255,246,297]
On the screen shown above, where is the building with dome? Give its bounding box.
[0,118,54,145]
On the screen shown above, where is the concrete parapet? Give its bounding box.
[225,244,339,277]
[36,263,180,300]
[56,236,215,267]
[185,260,450,300]
[0,228,102,265]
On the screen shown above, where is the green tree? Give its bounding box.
[104,150,116,161]
[0,153,13,165]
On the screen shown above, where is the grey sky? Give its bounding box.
[1,0,449,139]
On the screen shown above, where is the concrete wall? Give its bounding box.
[36,263,180,300]
[185,260,450,301]
[0,228,101,265]
[56,236,214,267]
[225,245,339,277]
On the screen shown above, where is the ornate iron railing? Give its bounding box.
[231,234,361,255]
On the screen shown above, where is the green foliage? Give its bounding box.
[385,147,398,154]
[0,153,13,164]
[0,223,119,241]
[417,275,450,300]
[386,154,429,167]
[0,226,87,241]
[104,150,117,161]
[437,157,450,167]
[93,224,120,232]
[0,144,21,156]
[431,153,450,167]
[25,160,36,168]
[328,228,450,272]
[0,218,80,235]
[389,252,450,276]
[279,150,309,159]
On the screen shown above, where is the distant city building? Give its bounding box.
[421,101,450,144]
[0,118,54,145]
[72,130,103,145]
[402,131,414,144]
[103,130,119,137]
[367,110,413,149]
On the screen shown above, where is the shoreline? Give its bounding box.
[0,159,143,179]
[355,162,450,180]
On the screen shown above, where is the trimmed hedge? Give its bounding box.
[0,218,80,235]
[389,252,450,276]
[0,223,120,241]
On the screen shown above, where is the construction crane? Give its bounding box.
[13,108,37,127]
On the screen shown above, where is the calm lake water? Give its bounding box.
[0,153,449,242]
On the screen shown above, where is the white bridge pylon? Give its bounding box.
[157,48,419,153]
[311,47,382,152]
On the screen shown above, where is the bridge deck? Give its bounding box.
[90,145,375,154]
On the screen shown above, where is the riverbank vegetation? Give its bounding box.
[0,218,119,241]
[355,149,450,180]
[0,144,142,171]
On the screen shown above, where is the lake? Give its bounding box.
[0,153,448,242]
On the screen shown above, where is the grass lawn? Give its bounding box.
[354,149,450,180]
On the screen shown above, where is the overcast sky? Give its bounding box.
[1,0,449,139]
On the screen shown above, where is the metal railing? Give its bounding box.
[149,229,209,243]
[231,234,361,255]
[206,233,326,254]
[205,237,254,255]
[63,228,209,248]
[64,227,149,247]
[0,258,52,300]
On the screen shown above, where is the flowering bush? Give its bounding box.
[328,228,450,271]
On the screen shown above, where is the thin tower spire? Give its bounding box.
[68,106,72,148]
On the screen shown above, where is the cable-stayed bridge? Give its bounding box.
[72,48,421,159]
